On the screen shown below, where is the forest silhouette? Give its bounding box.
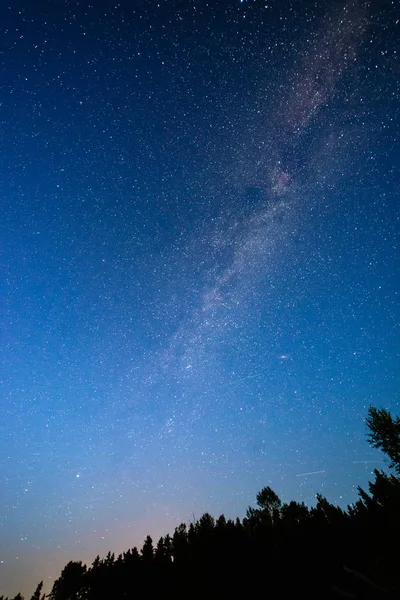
[2,406,400,600]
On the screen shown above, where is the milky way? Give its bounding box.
[139,0,370,412]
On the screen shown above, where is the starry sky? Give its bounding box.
[1,0,399,596]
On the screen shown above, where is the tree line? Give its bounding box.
[2,406,400,599]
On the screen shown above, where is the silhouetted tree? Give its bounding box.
[4,406,400,600]
[140,535,154,564]
[29,582,44,600]
[49,561,86,600]
[366,406,400,474]
[172,523,189,565]
[154,535,172,567]
[256,485,281,514]
[244,485,282,531]
[120,546,140,570]
[312,493,347,526]
[280,500,309,528]
[257,485,282,525]
[215,514,226,529]
[104,551,114,568]
[163,534,172,560]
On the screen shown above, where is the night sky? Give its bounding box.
[1,0,399,596]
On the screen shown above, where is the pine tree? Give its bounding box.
[366,406,400,474]
[29,582,44,600]
[140,535,154,564]
[48,561,86,600]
